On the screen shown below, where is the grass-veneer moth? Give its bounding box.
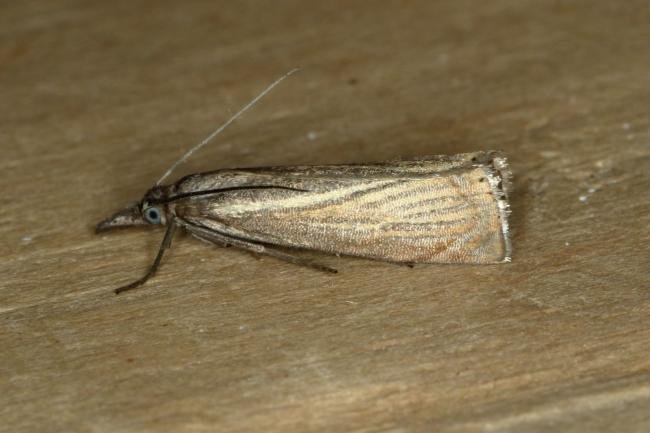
[97,71,512,294]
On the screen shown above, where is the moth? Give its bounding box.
[97,72,512,294]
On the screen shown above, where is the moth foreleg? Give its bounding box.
[114,220,177,294]
[185,224,337,274]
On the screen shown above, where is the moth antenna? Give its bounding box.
[156,68,300,185]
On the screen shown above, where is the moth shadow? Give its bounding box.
[508,175,534,249]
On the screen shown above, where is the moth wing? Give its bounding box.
[174,152,511,264]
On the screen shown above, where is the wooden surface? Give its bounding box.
[2,1,649,432]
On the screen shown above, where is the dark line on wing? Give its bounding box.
[336,179,410,205]
[352,182,474,210]
[403,203,471,219]
[181,218,276,248]
[398,196,469,213]
[156,185,308,204]
[362,192,460,211]
[269,179,407,213]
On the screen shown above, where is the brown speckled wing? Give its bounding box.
[172,151,512,264]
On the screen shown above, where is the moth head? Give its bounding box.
[95,187,169,233]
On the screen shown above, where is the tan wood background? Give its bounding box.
[2,1,649,432]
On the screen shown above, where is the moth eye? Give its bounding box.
[144,207,162,224]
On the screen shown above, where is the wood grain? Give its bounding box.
[1,1,649,432]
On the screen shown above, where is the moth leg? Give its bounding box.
[191,231,262,260]
[114,221,177,294]
[191,232,231,248]
[249,245,338,274]
[185,224,337,274]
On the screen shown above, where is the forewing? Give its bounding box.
[173,152,511,264]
